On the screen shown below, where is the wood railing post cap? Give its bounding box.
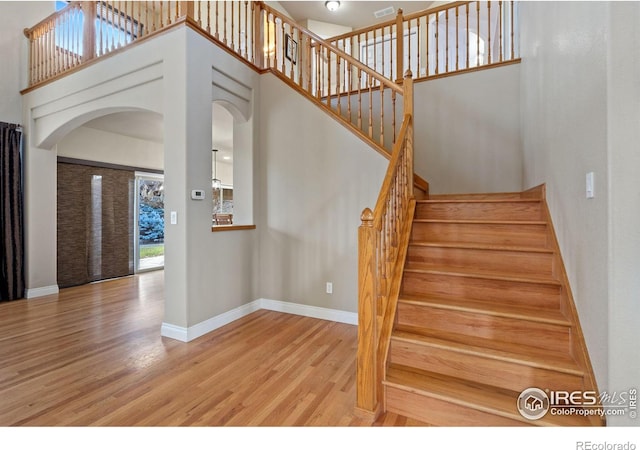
[360,208,374,224]
[404,69,413,79]
[397,8,403,15]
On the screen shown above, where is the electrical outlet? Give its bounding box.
[170,211,178,224]
[326,282,333,294]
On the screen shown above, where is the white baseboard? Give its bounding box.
[186,299,262,342]
[25,285,59,299]
[161,298,356,342]
[259,298,358,325]
[160,322,188,342]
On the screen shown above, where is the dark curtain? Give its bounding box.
[57,162,134,288]
[0,122,25,301]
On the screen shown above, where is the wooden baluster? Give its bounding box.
[389,26,393,81]
[244,1,248,58]
[392,90,396,143]
[159,1,164,29]
[487,1,491,64]
[379,84,384,146]
[238,1,242,53]
[477,1,480,66]
[456,6,459,71]
[407,19,411,76]
[435,11,439,74]
[305,37,312,92]
[466,3,470,69]
[395,9,403,82]
[425,14,429,76]
[281,20,285,74]
[347,62,352,121]
[205,1,210,33]
[119,1,124,47]
[44,21,49,79]
[215,0,219,38]
[372,29,376,73]
[151,1,156,32]
[357,208,377,415]
[289,25,295,81]
[231,1,235,50]
[416,18,420,77]
[326,46,331,105]
[336,55,341,115]
[252,2,260,66]
[445,9,449,73]
[223,0,227,44]
[510,0,514,59]
[368,75,373,138]
[357,68,362,129]
[499,0,503,62]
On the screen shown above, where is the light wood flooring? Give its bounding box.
[0,271,428,426]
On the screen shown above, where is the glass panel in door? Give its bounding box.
[136,175,164,271]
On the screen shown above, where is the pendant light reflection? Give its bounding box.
[212,148,222,190]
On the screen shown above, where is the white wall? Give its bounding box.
[414,64,522,194]
[57,126,164,170]
[606,2,640,427]
[521,3,640,426]
[257,72,387,313]
[301,19,352,39]
[0,1,52,123]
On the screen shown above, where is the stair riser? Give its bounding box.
[401,272,562,310]
[416,202,543,221]
[411,222,548,248]
[407,246,554,277]
[389,340,584,393]
[385,385,527,426]
[397,303,571,353]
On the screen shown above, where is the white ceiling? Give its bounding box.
[282,1,441,30]
[82,2,444,159]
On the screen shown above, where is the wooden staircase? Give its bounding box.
[382,189,603,426]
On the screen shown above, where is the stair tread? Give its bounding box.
[413,219,547,225]
[398,295,569,325]
[384,365,591,426]
[408,241,553,254]
[404,263,561,285]
[392,326,581,374]
[418,199,541,204]
[428,192,524,200]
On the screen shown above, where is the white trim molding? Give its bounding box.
[25,285,60,299]
[161,299,357,342]
[259,299,358,326]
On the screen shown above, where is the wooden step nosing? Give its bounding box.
[383,378,534,426]
[408,242,554,254]
[403,267,562,286]
[397,298,570,326]
[390,334,584,376]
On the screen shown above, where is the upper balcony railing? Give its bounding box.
[328,1,519,83]
[24,1,416,157]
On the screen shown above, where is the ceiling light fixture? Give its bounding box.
[325,1,340,12]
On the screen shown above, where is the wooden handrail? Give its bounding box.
[260,3,402,94]
[356,72,415,418]
[327,1,520,83]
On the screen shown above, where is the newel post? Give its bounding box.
[395,8,404,83]
[82,1,96,62]
[253,1,265,68]
[403,70,414,189]
[356,208,378,415]
[179,2,195,20]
